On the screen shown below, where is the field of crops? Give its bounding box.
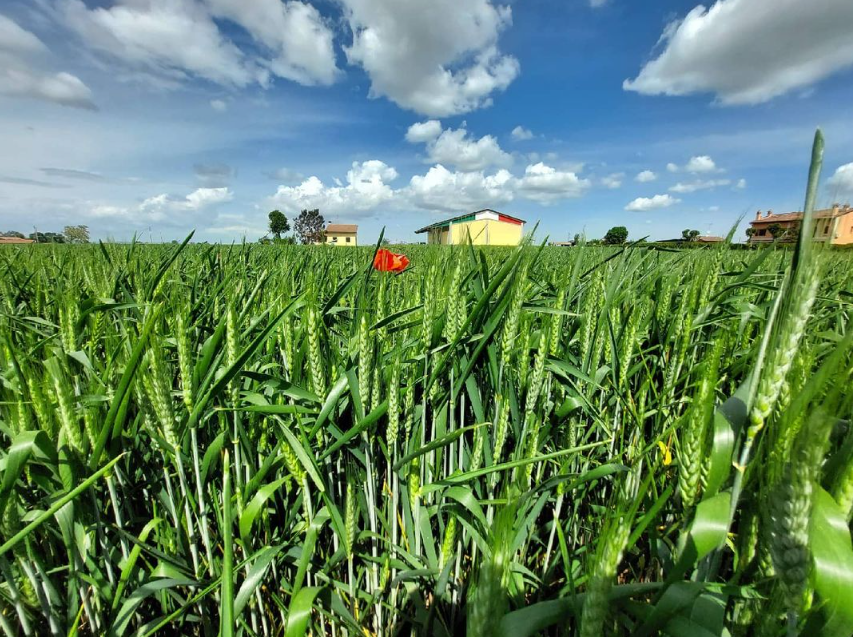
[2,159,853,637]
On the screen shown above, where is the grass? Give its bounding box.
[1,132,853,636]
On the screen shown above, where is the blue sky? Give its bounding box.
[1,0,853,243]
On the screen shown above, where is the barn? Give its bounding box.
[415,209,525,246]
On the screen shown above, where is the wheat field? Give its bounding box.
[1,134,852,636]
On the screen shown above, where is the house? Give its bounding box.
[415,209,525,246]
[696,235,724,243]
[0,236,34,244]
[748,204,853,245]
[323,224,358,246]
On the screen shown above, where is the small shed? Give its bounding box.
[415,209,525,246]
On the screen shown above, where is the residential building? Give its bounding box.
[323,223,358,246]
[748,204,853,245]
[696,235,724,243]
[415,209,525,246]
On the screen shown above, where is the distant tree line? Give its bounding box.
[2,225,90,243]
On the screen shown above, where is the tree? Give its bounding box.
[767,223,784,240]
[745,227,756,239]
[29,232,65,243]
[63,225,90,244]
[1,231,25,238]
[681,229,700,242]
[268,210,290,240]
[573,233,582,245]
[603,226,628,245]
[294,209,325,245]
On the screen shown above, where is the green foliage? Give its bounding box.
[294,208,325,244]
[0,137,851,635]
[268,209,290,240]
[603,225,628,244]
[63,225,90,244]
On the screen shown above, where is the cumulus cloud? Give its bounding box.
[210,98,227,111]
[269,160,398,216]
[407,121,512,172]
[341,0,519,116]
[407,164,514,212]
[405,120,443,143]
[668,156,720,173]
[515,162,590,203]
[827,163,853,194]
[669,179,730,193]
[511,125,533,140]
[635,170,656,182]
[625,194,680,211]
[601,173,624,189]
[0,15,96,109]
[624,0,853,105]
[60,0,338,89]
[735,178,747,189]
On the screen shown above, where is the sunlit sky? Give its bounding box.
[2,0,853,243]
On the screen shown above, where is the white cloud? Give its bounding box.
[635,170,656,182]
[210,98,227,111]
[405,120,442,143]
[341,0,519,116]
[269,160,398,216]
[406,161,589,211]
[516,162,590,203]
[407,164,514,212]
[87,186,233,223]
[827,163,853,194]
[184,186,232,209]
[669,179,730,193]
[624,0,853,105]
[735,178,747,189]
[601,172,624,189]
[60,0,339,88]
[590,0,608,6]
[204,0,339,85]
[625,194,680,211]
[685,155,718,173]
[511,125,533,140]
[407,122,512,171]
[0,15,96,110]
[667,156,720,173]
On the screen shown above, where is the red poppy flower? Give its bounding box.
[373,248,410,273]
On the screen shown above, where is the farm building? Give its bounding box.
[0,237,34,244]
[748,204,853,245]
[415,209,525,246]
[323,224,358,246]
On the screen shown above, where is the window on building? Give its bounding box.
[824,224,830,235]
[757,229,766,236]
[346,237,351,243]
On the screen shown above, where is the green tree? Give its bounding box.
[681,229,700,242]
[603,226,628,245]
[294,209,325,245]
[63,225,90,244]
[268,210,290,240]
[767,223,784,240]
[1,231,25,238]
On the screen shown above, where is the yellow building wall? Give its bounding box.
[427,228,451,244]
[450,220,523,246]
[831,213,853,245]
[325,232,357,246]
